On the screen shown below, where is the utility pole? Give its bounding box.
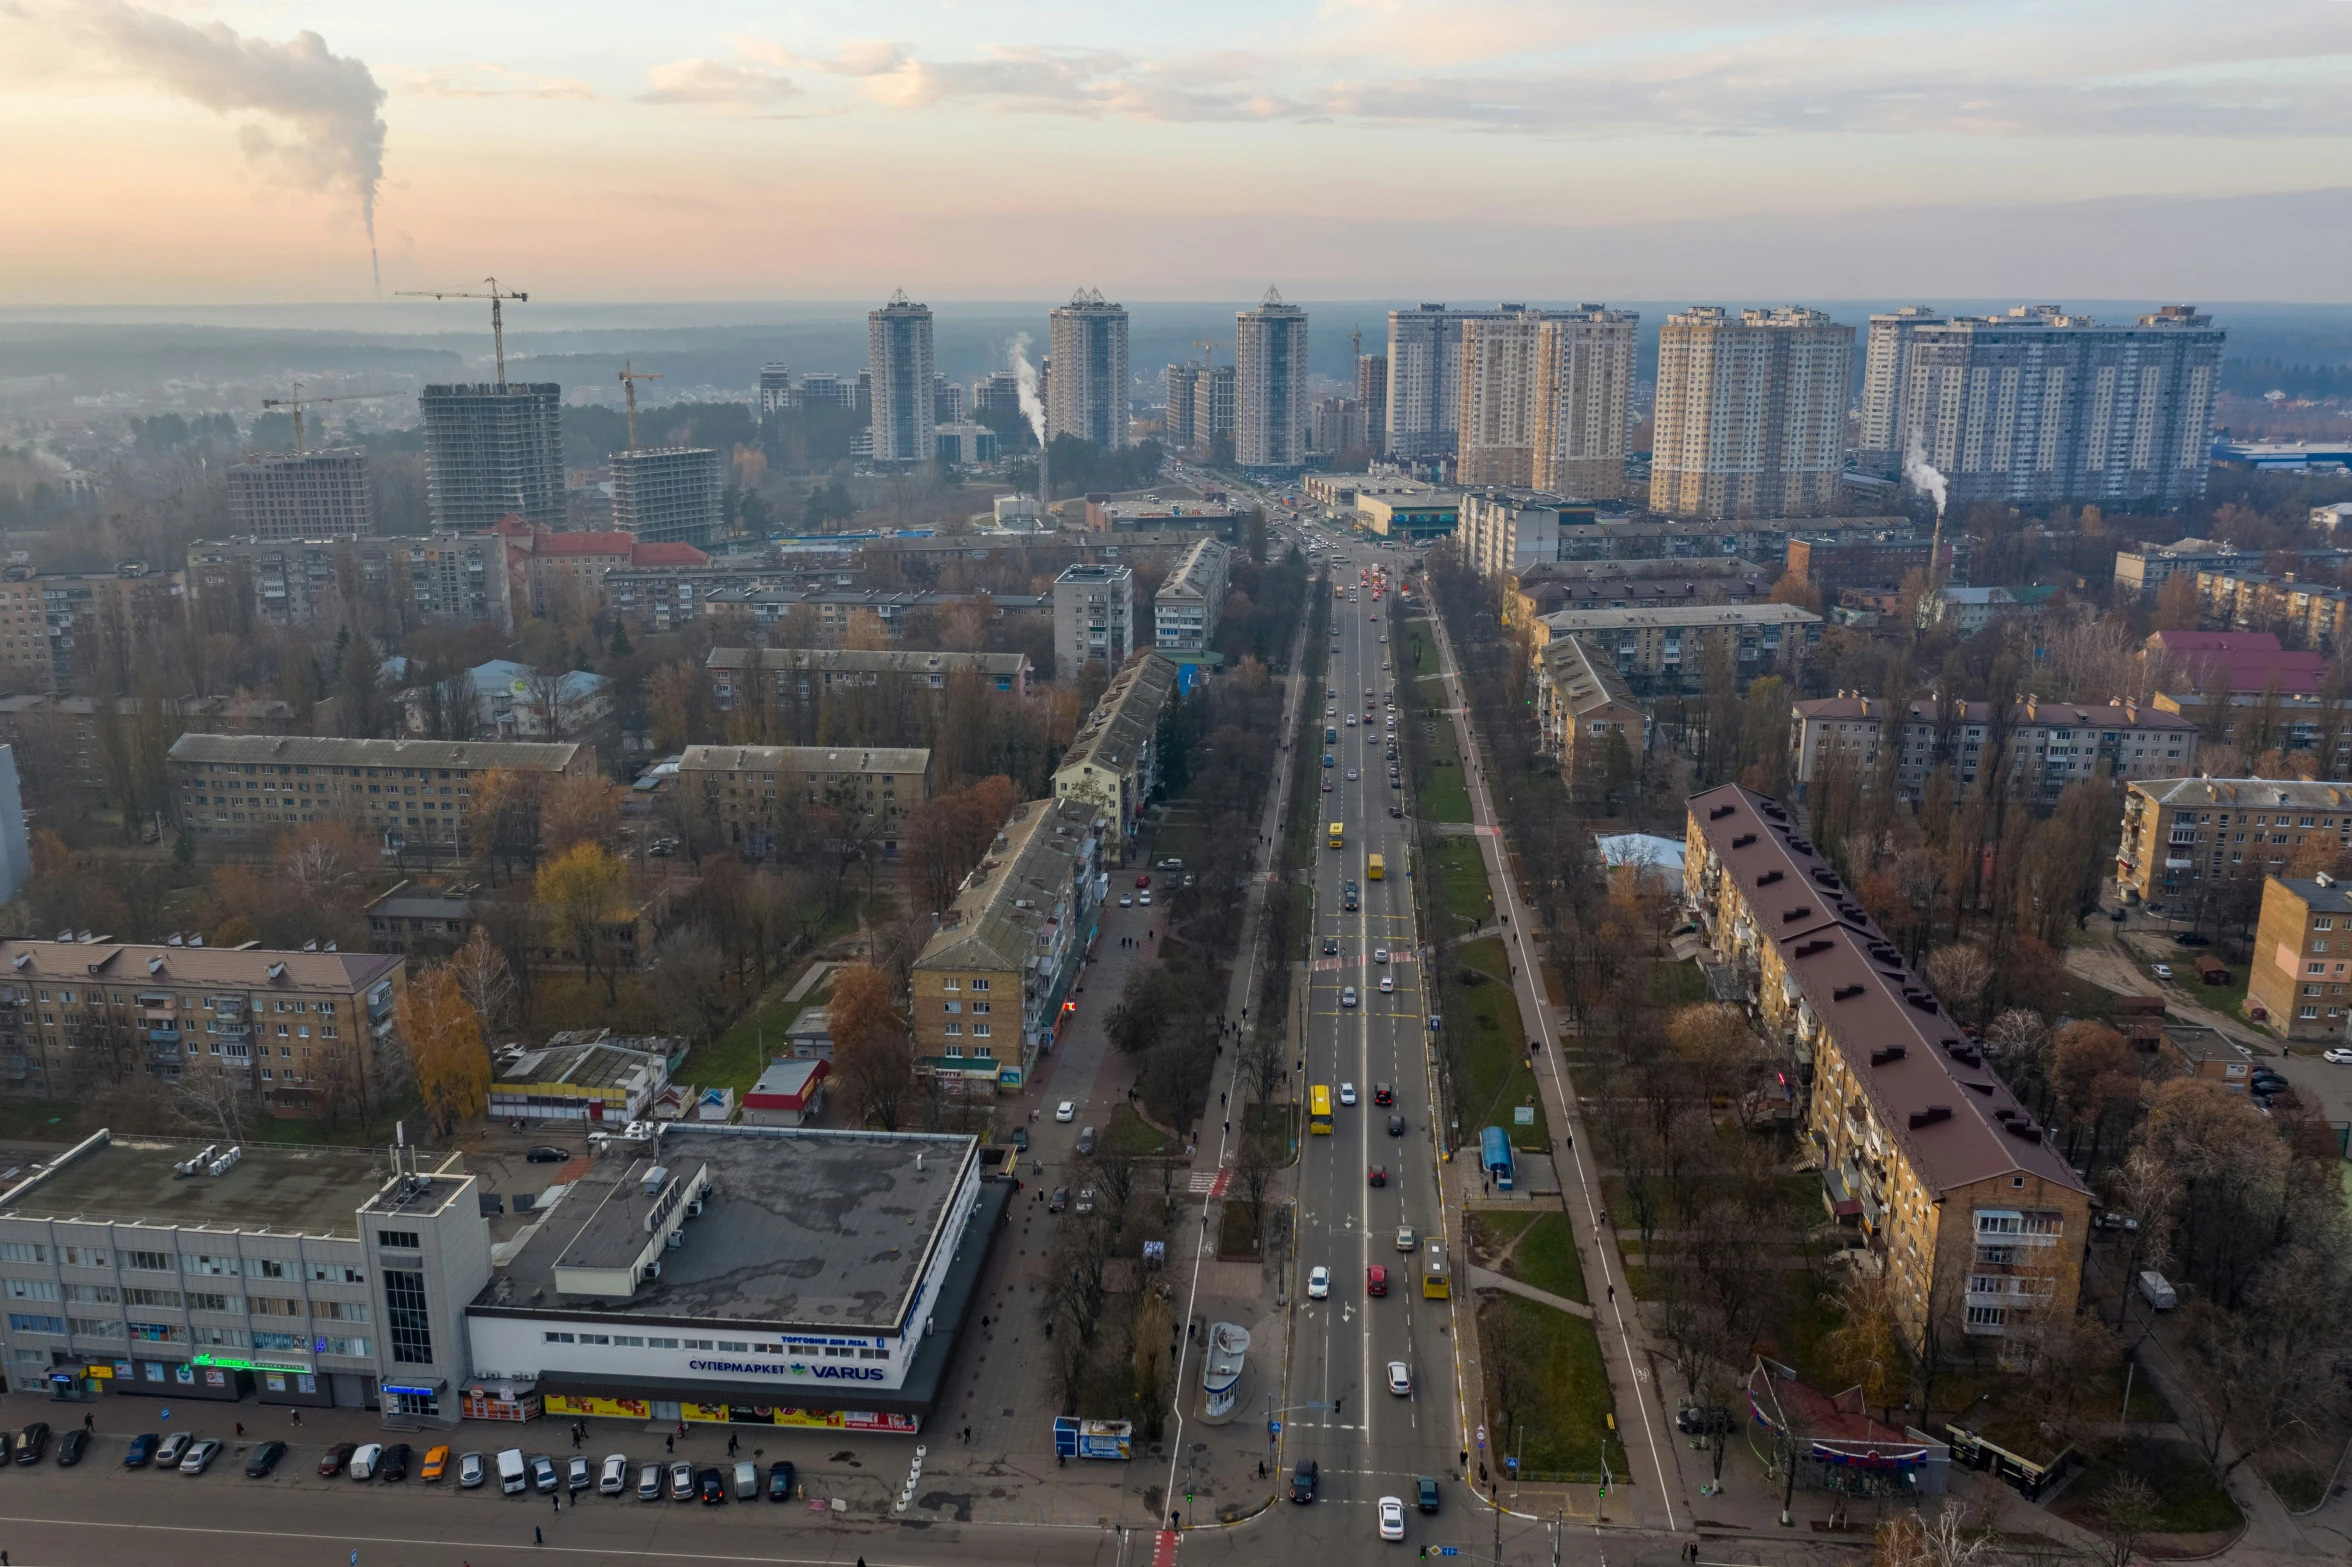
[396,277,530,386]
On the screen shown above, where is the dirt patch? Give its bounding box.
[916,1490,974,1522]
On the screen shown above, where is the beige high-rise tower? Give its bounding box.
[1649,306,1853,519]
[1047,289,1131,449]
[1532,306,1638,499]
[1455,311,1544,487]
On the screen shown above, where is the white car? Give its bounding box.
[1342,986,1358,1008]
[1339,1083,1357,1105]
[1387,1361,1412,1396]
[637,1462,664,1501]
[1379,1495,1406,1541]
[1119,893,1133,907]
[1307,1265,1331,1299]
[600,1453,629,1495]
[1374,947,1389,964]
[1396,1226,1418,1252]
[459,1451,487,1489]
[1139,890,1152,905]
[1380,975,1395,994]
[2326,1048,2352,1064]
[2151,962,2174,980]
[1056,1100,1076,1122]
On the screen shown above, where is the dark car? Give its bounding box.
[1416,1475,1441,1513]
[2251,1071,2291,1092]
[767,1459,795,1501]
[1368,1165,1387,1187]
[1373,1084,1394,1106]
[55,1428,89,1467]
[1344,895,1359,912]
[124,1434,158,1469]
[245,1440,287,1477]
[2173,931,2213,947]
[379,1443,412,1482]
[1387,1114,1407,1137]
[1388,806,1403,818]
[525,1145,570,1163]
[1290,1457,1319,1503]
[698,1466,728,1504]
[14,1422,48,1464]
[1675,1405,1733,1436]
[319,1442,359,1477]
[1049,1186,1069,1213]
[1010,1127,1029,1153]
[1323,937,1339,955]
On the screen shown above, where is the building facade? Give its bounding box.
[675,744,930,859]
[1355,352,1388,458]
[1053,653,1177,856]
[1234,291,1309,474]
[187,535,515,635]
[1455,310,1545,487]
[1540,603,1822,686]
[2249,875,2352,1041]
[1785,531,1956,594]
[1791,694,2198,804]
[1383,304,1523,465]
[1649,306,1853,520]
[2116,776,2352,907]
[2112,537,2258,599]
[418,384,565,531]
[226,450,373,540]
[1052,564,1134,676]
[1855,307,1951,478]
[610,447,722,547]
[1163,363,1202,449]
[707,648,1031,720]
[1532,306,1638,499]
[1153,539,1230,654]
[1458,492,1598,580]
[867,293,936,468]
[1532,635,1648,780]
[1046,291,1130,450]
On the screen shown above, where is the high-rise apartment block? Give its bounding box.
[1856,307,1948,477]
[1164,363,1202,449]
[418,383,565,530]
[1355,352,1388,458]
[933,375,965,426]
[796,373,857,412]
[1192,366,1236,453]
[758,364,793,416]
[867,292,936,467]
[1456,312,1545,486]
[1649,307,1853,520]
[1867,305,2224,511]
[1047,291,1131,449]
[1053,564,1134,675]
[1384,304,1528,465]
[610,446,722,547]
[1235,291,1309,474]
[226,450,373,540]
[1533,307,1638,499]
[1309,397,1365,458]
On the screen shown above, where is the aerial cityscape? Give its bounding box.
[0,4,2349,1567]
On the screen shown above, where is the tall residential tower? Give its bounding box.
[1649,307,1853,520]
[419,383,566,530]
[1532,306,1639,500]
[867,292,936,467]
[1047,290,1131,449]
[1235,290,1309,474]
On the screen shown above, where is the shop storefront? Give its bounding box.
[541,1387,919,1434]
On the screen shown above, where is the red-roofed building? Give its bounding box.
[2144,630,2326,698]
[500,526,709,616]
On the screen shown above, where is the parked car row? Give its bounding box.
[494,1448,796,1505]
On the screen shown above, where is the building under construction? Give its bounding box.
[419,382,566,530]
[611,445,722,546]
[226,449,373,539]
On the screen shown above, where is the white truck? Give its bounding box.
[2137,1270,2178,1311]
[497,1447,528,1495]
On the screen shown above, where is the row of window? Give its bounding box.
[539,1329,889,1360]
[0,1246,361,1283]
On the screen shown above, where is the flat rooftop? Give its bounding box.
[0,1133,411,1238]
[481,1125,976,1333]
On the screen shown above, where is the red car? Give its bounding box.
[1367,1266,1389,1297]
[318,1442,359,1477]
[1373,1084,1394,1106]
[1135,874,1151,888]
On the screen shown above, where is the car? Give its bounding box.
[1416,1475,1441,1513]
[1374,947,1388,964]
[637,1462,663,1500]
[1374,1083,1394,1105]
[1323,779,1334,792]
[1367,1265,1389,1296]
[1138,891,1152,906]
[1010,1126,1029,1152]
[530,1453,559,1494]
[124,1434,158,1469]
[1290,1457,1320,1503]
[1390,777,1402,790]
[14,1422,47,1464]
[421,1445,450,1482]
[768,1459,796,1501]
[1388,1112,1406,1135]
[1342,986,1358,1007]
[1389,805,1403,818]
[1675,1405,1734,1436]
[1368,1165,1387,1186]
[1344,892,1359,910]
[1049,1185,1069,1212]
[669,1459,695,1501]
[1077,1125,1096,1155]
[1323,937,1339,955]
[1119,893,1133,907]
[2173,931,2213,947]
[1157,857,1185,871]
[317,1442,356,1477]
[2250,1072,2290,1093]
[1346,769,1358,781]
[1075,1186,1097,1214]
[244,1439,286,1477]
[1307,1265,1331,1298]
[698,1466,728,1504]
[1380,976,1395,994]
[525,1145,570,1163]
[181,1438,222,1475]
[461,1451,487,1489]
[1379,1495,1406,1541]
[380,1443,413,1483]
[2326,1048,2352,1064]
[2151,963,2174,980]
[1056,1100,1075,1122]
[1387,1361,1413,1396]
[55,1427,88,1467]
[350,1443,385,1481]
[1345,715,1356,727]
[1136,874,1151,888]
[599,1453,628,1494]
[1339,1083,1357,1105]
[1397,1226,1418,1252]
[1322,754,1335,768]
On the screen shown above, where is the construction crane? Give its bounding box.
[260,384,403,453]
[616,360,664,451]
[1192,338,1220,369]
[394,277,529,386]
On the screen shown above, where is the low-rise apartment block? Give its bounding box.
[1532,636,1647,780]
[1457,492,1599,579]
[1684,785,2089,1348]
[909,797,1106,1093]
[1792,694,2196,803]
[1153,538,1230,654]
[706,648,1031,724]
[1538,603,1821,686]
[2116,776,2352,906]
[1053,653,1178,858]
[166,735,597,858]
[1785,530,1959,593]
[1551,513,1904,568]
[2192,569,2352,653]
[1922,585,2060,635]
[187,535,513,635]
[0,566,184,690]
[2249,874,2352,1041]
[675,745,930,859]
[1507,566,1765,629]
[2112,537,2259,599]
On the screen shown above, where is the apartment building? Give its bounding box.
[1356,352,1388,459]
[225,450,372,540]
[1855,306,1951,477]
[1191,365,1237,453]
[1458,492,1600,581]
[1650,306,1853,520]
[1163,363,1202,449]
[495,524,710,619]
[675,745,931,859]
[1790,693,2197,803]
[0,937,402,1120]
[610,447,722,547]
[166,735,597,857]
[1053,652,1178,857]
[1053,564,1134,675]
[1532,635,1648,780]
[1784,531,1959,594]
[1684,785,2089,1349]
[1922,585,2060,635]
[2192,570,2352,653]
[2116,776,2352,906]
[0,694,295,793]
[1153,538,1230,654]
[707,648,1031,719]
[2143,631,2327,698]
[1235,291,1310,474]
[1532,306,1638,499]
[1539,603,1821,687]
[1455,311,1545,487]
[1508,567,1765,629]
[2111,537,2257,599]
[1551,513,1904,569]
[1383,303,1527,464]
[868,293,936,468]
[2249,874,2352,1041]
[909,797,1106,1093]
[0,566,184,691]
[186,535,514,636]
[702,586,1055,642]
[418,383,565,531]
[1047,291,1130,449]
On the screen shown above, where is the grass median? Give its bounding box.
[1445,935,1547,1150]
[1477,1291,1626,1479]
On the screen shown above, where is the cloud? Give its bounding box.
[640,57,797,107]
[400,62,603,102]
[62,0,385,240]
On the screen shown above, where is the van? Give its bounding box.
[349,1443,382,1482]
[497,1448,528,1495]
[733,1459,759,1499]
[2137,1271,2178,1311]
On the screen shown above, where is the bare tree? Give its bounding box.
[168,1065,255,1146]
[2086,1476,2160,1567]
[1922,943,1994,1028]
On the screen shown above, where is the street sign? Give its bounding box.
[1506,1456,1519,1471]
[1268,1421,1282,1436]
[1438,1549,1460,1557]
[1513,1106,1534,1126]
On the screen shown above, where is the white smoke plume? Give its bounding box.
[1903,430,1948,518]
[1007,332,1046,446]
[70,1,388,293]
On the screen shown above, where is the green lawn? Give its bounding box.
[1402,616,1440,678]
[685,962,832,1099]
[1107,1101,1174,1156]
[1652,959,1709,1006]
[1411,702,1474,825]
[2060,1439,2243,1535]
[1468,1210,1535,1268]
[1447,937,1547,1150]
[1500,1211,1589,1304]
[1430,835,1495,927]
[1477,1292,1626,1479]
[256,1099,423,1148]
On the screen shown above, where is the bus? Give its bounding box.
[1309,1085,1334,1135]
[1328,822,1345,849]
[1367,853,1385,881]
[1423,1245,1450,1299]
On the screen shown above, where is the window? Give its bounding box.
[64,1284,117,1304]
[182,1255,235,1277]
[0,1243,46,1264]
[376,1230,421,1252]
[243,1258,287,1280]
[127,1321,184,1343]
[384,1269,434,1365]
[125,1288,182,1309]
[6,1313,63,1335]
[121,1250,172,1272]
[62,1246,107,1269]
[250,1297,299,1316]
[3,1279,58,1302]
[647,1337,679,1349]
[186,1292,238,1314]
[543,1331,576,1344]
[68,1317,122,1338]
[254,1331,306,1351]
[191,1325,246,1348]
[310,1300,369,1323]
[306,1263,363,1285]
[314,1336,370,1357]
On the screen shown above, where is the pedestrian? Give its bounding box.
[535,1526,543,1546]
[553,1494,561,1514]
[1607,1283,1616,1304]
[292,1408,302,1427]
[235,1421,244,1437]
[677,1419,687,1440]
[83,1412,93,1432]
[665,1433,674,1454]
[728,1432,739,1457]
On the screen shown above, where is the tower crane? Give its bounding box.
[616,360,665,451]
[394,277,529,386]
[1193,339,1219,369]
[259,384,404,453]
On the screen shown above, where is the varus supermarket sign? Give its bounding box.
[689,1357,885,1382]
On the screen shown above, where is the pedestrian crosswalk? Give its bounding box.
[1187,1166,1232,1196]
[1152,1527,1180,1567]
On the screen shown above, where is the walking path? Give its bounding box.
[1466,1265,1594,1320]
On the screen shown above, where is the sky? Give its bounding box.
[4,0,2352,306]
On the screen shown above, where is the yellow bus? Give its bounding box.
[1367,852,1385,881]
[1328,821,1344,849]
[1423,1244,1449,1298]
[1308,1085,1334,1134]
